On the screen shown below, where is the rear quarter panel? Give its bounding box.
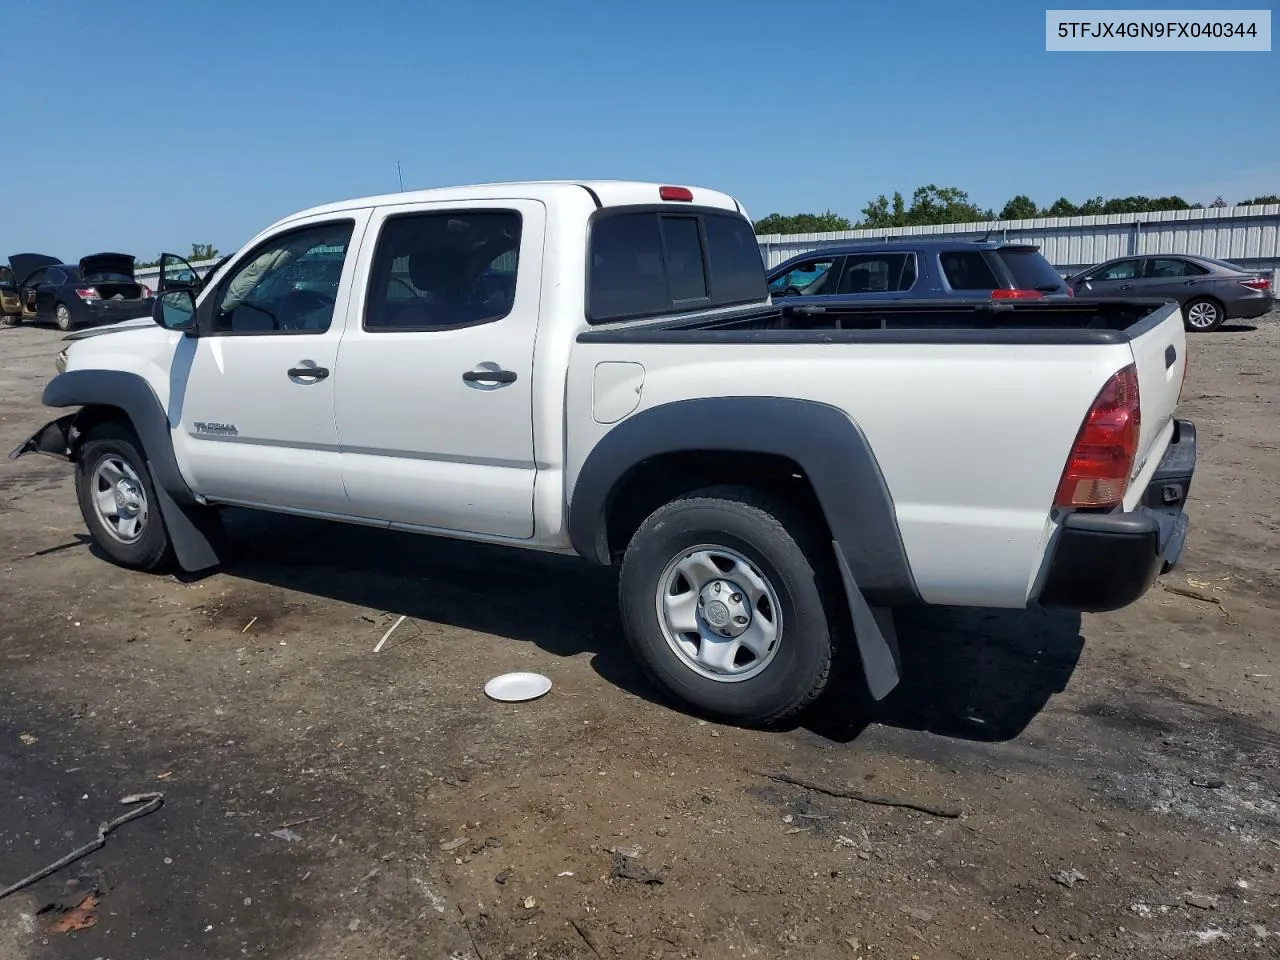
[567,339,1138,607]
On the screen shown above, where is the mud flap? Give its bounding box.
[149,481,226,574]
[833,541,901,700]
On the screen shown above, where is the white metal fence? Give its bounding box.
[756,202,1280,277]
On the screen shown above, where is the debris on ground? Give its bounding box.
[18,733,37,746]
[440,836,470,852]
[1185,893,1218,910]
[1189,776,1226,789]
[755,770,962,818]
[1053,868,1087,888]
[39,892,99,934]
[270,828,302,843]
[469,837,501,855]
[523,895,537,909]
[0,793,164,901]
[373,614,407,652]
[494,868,512,885]
[610,853,663,885]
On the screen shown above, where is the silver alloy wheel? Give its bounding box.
[655,544,783,682]
[90,455,149,543]
[56,303,73,331]
[1185,300,1220,329]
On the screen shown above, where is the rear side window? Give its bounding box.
[940,251,1000,291]
[365,210,523,330]
[996,248,1065,291]
[1147,258,1206,278]
[588,209,766,323]
[838,253,916,293]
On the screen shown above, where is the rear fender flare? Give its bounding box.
[568,396,918,700]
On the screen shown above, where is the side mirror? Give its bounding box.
[153,289,197,333]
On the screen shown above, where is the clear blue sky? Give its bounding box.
[2,0,1276,260]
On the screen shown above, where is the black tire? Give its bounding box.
[618,486,840,726]
[54,302,76,332]
[75,421,173,571]
[1183,297,1225,332]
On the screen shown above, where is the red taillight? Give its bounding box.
[141,284,152,297]
[991,288,1043,300]
[1055,364,1141,508]
[75,287,100,301]
[1065,284,1075,297]
[1238,276,1271,291]
[659,185,694,202]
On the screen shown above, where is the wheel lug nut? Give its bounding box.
[713,583,722,594]
[733,615,748,625]
[730,593,742,603]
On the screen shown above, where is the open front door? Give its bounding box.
[159,252,201,293]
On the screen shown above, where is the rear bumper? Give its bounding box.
[74,298,153,326]
[1228,294,1275,320]
[1038,419,1196,612]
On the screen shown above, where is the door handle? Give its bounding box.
[462,368,517,384]
[1118,283,1133,290]
[288,365,329,381]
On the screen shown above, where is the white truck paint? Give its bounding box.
[15,180,1197,726]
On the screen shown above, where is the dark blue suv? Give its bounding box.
[766,239,1070,303]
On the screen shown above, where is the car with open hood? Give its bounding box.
[15,252,153,331]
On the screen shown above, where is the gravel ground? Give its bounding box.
[0,312,1277,959]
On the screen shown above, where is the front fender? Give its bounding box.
[9,370,223,573]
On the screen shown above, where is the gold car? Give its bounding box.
[0,266,20,325]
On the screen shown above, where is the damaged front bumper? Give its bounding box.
[8,414,79,462]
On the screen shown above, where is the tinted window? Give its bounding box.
[770,258,835,295]
[0,267,15,289]
[365,210,522,330]
[1147,258,1206,278]
[940,251,1000,291]
[588,209,765,323]
[1090,259,1142,282]
[46,268,68,285]
[996,248,1065,290]
[588,213,669,322]
[1203,257,1248,273]
[660,217,707,301]
[705,213,767,303]
[212,221,354,334]
[838,253,915,294]
[22,269,46,288]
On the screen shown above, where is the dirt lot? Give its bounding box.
[0,315,1277,960]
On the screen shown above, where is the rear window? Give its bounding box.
[587,209,766,323]
[996,248,1066,291]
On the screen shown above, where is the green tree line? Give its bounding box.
[753,188,1280,235]
[136,243,220,269]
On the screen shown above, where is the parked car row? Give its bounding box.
[766,242,1274,332]
[1,253,154,330]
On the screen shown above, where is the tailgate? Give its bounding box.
[1125,304,1187,506]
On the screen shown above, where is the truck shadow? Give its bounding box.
[215,510,1084,746]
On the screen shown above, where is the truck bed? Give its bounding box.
[577,297,1176,345]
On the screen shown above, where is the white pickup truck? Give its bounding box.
[12,180,1197,726]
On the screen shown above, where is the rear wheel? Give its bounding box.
[55,302,75,331]
[618,487,839,726]
[75,421,173,571]
[1183,298,1224,332]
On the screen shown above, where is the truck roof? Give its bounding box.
[272,181,746,231]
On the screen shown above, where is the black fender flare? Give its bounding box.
[568,396,917,699]
[11,370,223,572]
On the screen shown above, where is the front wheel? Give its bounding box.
[618,487,839,726]
[55,302,76,331]
[1183,298,1225,332]
[75,421,173,571]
